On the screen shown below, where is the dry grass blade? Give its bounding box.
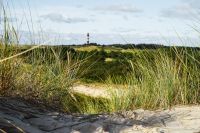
[0,39,53,63]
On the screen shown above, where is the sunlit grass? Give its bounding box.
[1,1,200,114]
[105,48,200,111]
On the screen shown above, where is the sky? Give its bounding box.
[1,0,200,46]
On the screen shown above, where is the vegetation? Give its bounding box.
[119,48,200,109]
[1,3,200,114]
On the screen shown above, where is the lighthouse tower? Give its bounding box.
[87,33,90,45]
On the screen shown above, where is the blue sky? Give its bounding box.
[2,0,200,45]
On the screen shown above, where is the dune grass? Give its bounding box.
[0,4,89,113]
[0,7,20,95]
[61,47,200,113]
[105,48,200,111]
[1,2,200,114]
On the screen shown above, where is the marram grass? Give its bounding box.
[1,2,200,114]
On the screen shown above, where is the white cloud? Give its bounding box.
[182,0,200,9]
[40,13,91,23]
[161,1,200,19]
[112,27,136,33]
[16,30,199,46]
[161,4,193,19]
[95,4,143,13]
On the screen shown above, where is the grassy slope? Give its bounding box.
[73,45,141,53]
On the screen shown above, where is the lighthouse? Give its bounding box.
[87,33,90,45]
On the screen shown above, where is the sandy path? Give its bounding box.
[73,85,110,98]
[1,97,200,133]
